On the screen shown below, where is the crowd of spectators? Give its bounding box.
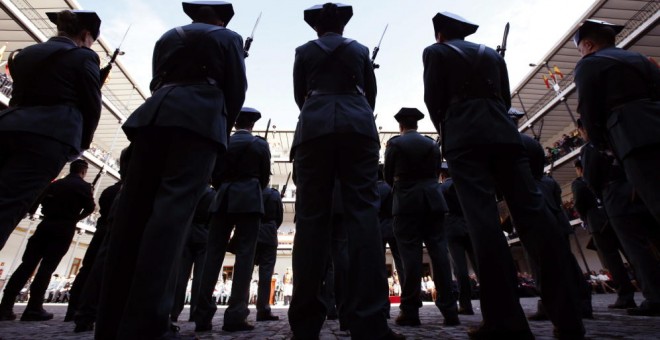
[87,143,120,172]
[544,131,585,165]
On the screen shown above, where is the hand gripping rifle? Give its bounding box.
[281,172,291,199]
[243,12,262,58]
[100,24,131,84]
[371,24,388,69]
[496,22,509,58]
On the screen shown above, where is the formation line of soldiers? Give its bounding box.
[0,1,658,339]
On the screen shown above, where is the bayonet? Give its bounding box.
[371,24,388,69]
[264,118,272,140]
[244,12,262,58]
[496,22,509,58]
[281,172,291,199]
[100,24,131,83]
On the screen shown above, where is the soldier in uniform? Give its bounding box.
[572,159,636,310]
[170,185,215,323]
[253,185,284,321]
[0,10,101,251]
[377,164,405,292]
[423,12,585,339]
[289,3,400,339]
[578,121,660,317]
[573,19,660,224]
[194,107,270,332]
[96,2,246,339]
[439,162,476,315]
[0,159,95,321]
[384,108,459,327]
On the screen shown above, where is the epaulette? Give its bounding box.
[255,135,267,141]
[386,135,400,147]
[424,135,434,141]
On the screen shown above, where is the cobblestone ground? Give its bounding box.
[0,293,658,339]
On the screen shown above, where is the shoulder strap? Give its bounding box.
[443,42,486,74]
[9,45,78,91]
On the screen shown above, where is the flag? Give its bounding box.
[553,65,564,79]
[548,70,556,82]
[543,75,550,88]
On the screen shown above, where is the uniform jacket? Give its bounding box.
[571,175,607,233]
[38,173,95,222]
[440,177,469,239]
[211,130,270,214]
[188,186,215,244]
[377,180,394,239]
[574,47,660,159]
[123,23,247,151]
[423,39,520,154]
[291,32,377,155]
[96,181,122,233]
[258,187,283,246]
[384,131,447,215]
[539,176,573,236]
[0,37,101,153]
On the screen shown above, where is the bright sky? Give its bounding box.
[79,0,596,131]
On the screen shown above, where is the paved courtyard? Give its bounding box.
[0,293,658,339]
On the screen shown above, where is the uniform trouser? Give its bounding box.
[171,236,207,321]
[254,242,277,314]
[66,227,107,318]
[0,132,70,250]
[394,212,456,317]
[590,218,636,298]
[195,213,260,326]
[322,215,349,324]
[75,225,111,326]
[290,135,390,340]
[382,237,406,287]
[1,222,75,311]
[96,127,217,340]
[446,145,584,334]
[445,216,477,310]
[622,145,660,225]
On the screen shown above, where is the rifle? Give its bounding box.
[100,24,131,84]
[371,24,388,69]
[91,167,106,190]
[496,22,509,58]
[281,172,291,198]
[263,118,272,140]
[243,12,262,58]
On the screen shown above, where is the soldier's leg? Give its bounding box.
[75,227,111,329]
[0,232,44,314]
[330,217,349,329]
[591,225,636,302]
[336,135,391,339]
[622,145,660,224]
[393,214,423,321]
[289,137,334,339]
[422,212,459,324]
[494,148,584,336]
[189,240,207,318]
[446,148,530,333]
[610,212,660,312]
[387,237,406,287]
[256,243,277,317]
[0,133,69,250]
[194,214,233,328]
[170,239,194,322]
[66,228,106,320]
[447,234,473,312]
[24,234,72,315]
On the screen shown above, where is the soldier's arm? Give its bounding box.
[259,142,271,190]
[363,45,377,110]
[423,47,443,131]
[223,33,248,135]
[293,47,306,110]
[78,183,96,221]
[275,192,284,228]
[384,142,396,186]
[575,58,608,149]
[77,50,102,150]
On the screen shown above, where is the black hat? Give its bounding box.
[304,3,353,29]
[46,10,101,40]
[183,1,234,24]
[237,107,262,123]
[432,12,478,38]
[573,19,624,46]
[394,108,424,122]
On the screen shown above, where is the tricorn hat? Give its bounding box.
[432,12,478,38]
[46,10,101,40]
[394,107,425,122]
[507,108,525,122]
[237,107,262,123]
[304,3,353,29]
[572,19,624,46]
[182,1,234,24]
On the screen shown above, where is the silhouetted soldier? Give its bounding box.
[254,186,283,321]
[0,10,101,251]
[0,159,94,321]
[96,1,246,338]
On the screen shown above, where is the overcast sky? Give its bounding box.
[79,0,595,131]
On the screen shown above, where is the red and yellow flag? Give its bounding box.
[553,65,564,79]
[543,75,550,89]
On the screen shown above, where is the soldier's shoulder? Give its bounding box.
[386,135,401,147]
